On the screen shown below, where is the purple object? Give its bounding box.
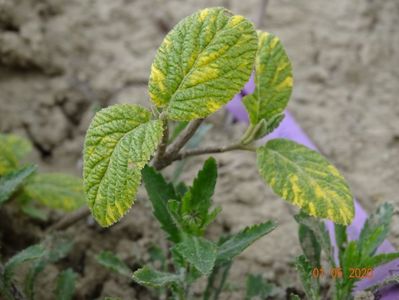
[226,80,399,298]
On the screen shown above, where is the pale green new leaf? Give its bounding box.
[0,165,36,205]
[174,235,217,276]
[243,32,293,125]
[132,266,180,288]
[257,139,354,225]
[83,104,163,226]
[55,269,76,300]
[96,251,132,278]
[216,221,277,264]
[149,7,258,121]
[24,173,85,211]
[0,134,32,175]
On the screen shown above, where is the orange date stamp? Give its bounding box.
[311,267,374,279]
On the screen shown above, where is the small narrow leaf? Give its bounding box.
[243,32,293,125]
[132,266,180,288]
[96,251,132,277]
[0,165,36,205]
[358,203,393,258]
[3,244,45,287]
[361,252,399,269]
[55,269,76,300]
[83,104,163,226]
[257,139,354,225]
[295,255,320,300]
[0,134,32,175]
[217,221,277,264]
[24,173,85,211]
[149,7,258,121]
[142,165,180,242]
[298,224,321,267]
[335,224,347,263]
[174,235,217,276]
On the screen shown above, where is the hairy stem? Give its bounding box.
[174,143,255,161]
[153,118,169,167]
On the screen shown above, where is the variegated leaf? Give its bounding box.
[149,7,258,121]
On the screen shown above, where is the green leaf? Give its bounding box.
[0,165,36,205]
[23,173,85,211]
[55,269,76,300]
[245,274,275,300]
[298,224,321,267]
[180,157,218,234]
[3,244,45,287]
[142,165,180,242]
[173,235,217,276]
[257,139,354,225]
[24,235,73,300]
[295,255,320,300]
[83,104,164,226]
[289,294,301,300]
[252,113,285,141]
[0,134,32,175]
[335,224,347,263]
[96,251,132,278]
[358,203,393,258]
[148,7,258,121]
[132,266,180,288]
[243,32,293,125]
[216,221,277,264]
[295,212,334,266]
[361,252,399,269]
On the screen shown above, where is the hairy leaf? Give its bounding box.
[295,255,320,300]
[55,269,76,300]
[0,165,36,205]
[96,251,132,277]
[257,139,354,225]
[149,7,257,121]
[3,244,45,287]
[24,173,85,211]
[142,165,180,242]
[217,221,277,264]
[83,104,163,226]
[361,252,399,269]
[173,235,217,276]
[0,134,32,175]
[132,266,180,288]
[243,32,293,125]
[358,203,393,258]
[335,224,347,264]
[298,224,321,267]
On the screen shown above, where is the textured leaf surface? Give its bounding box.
[149,7,257,121]
[0,165,36,205]
[358,203,393,258]
[245,274,275,300]
[0,134,32,175]
[132,266,179,288]
[174,235,217,275]
[142,165,180,242]
[295,255,320,300]
[217,221,277,264]
[55,269,76,300]
[243,32,293,125]
[24,173,85,211]
[96,251,132,277]
[298,224,321,267]
[257,139,354,225]
[83,104,163,226]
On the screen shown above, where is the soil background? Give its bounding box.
[0,0,398,299]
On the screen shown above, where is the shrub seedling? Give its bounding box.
[82,6,361,299]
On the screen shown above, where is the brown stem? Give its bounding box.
[165,119,203,157]
[48,207,91,232]
[152,119,169,167]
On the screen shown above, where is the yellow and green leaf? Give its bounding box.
[257,139,354,225]
[149,7,258,121]
[243,32,293,125]
[83,104,163,227]
[24,173,85,211]
[0,134,32,175]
